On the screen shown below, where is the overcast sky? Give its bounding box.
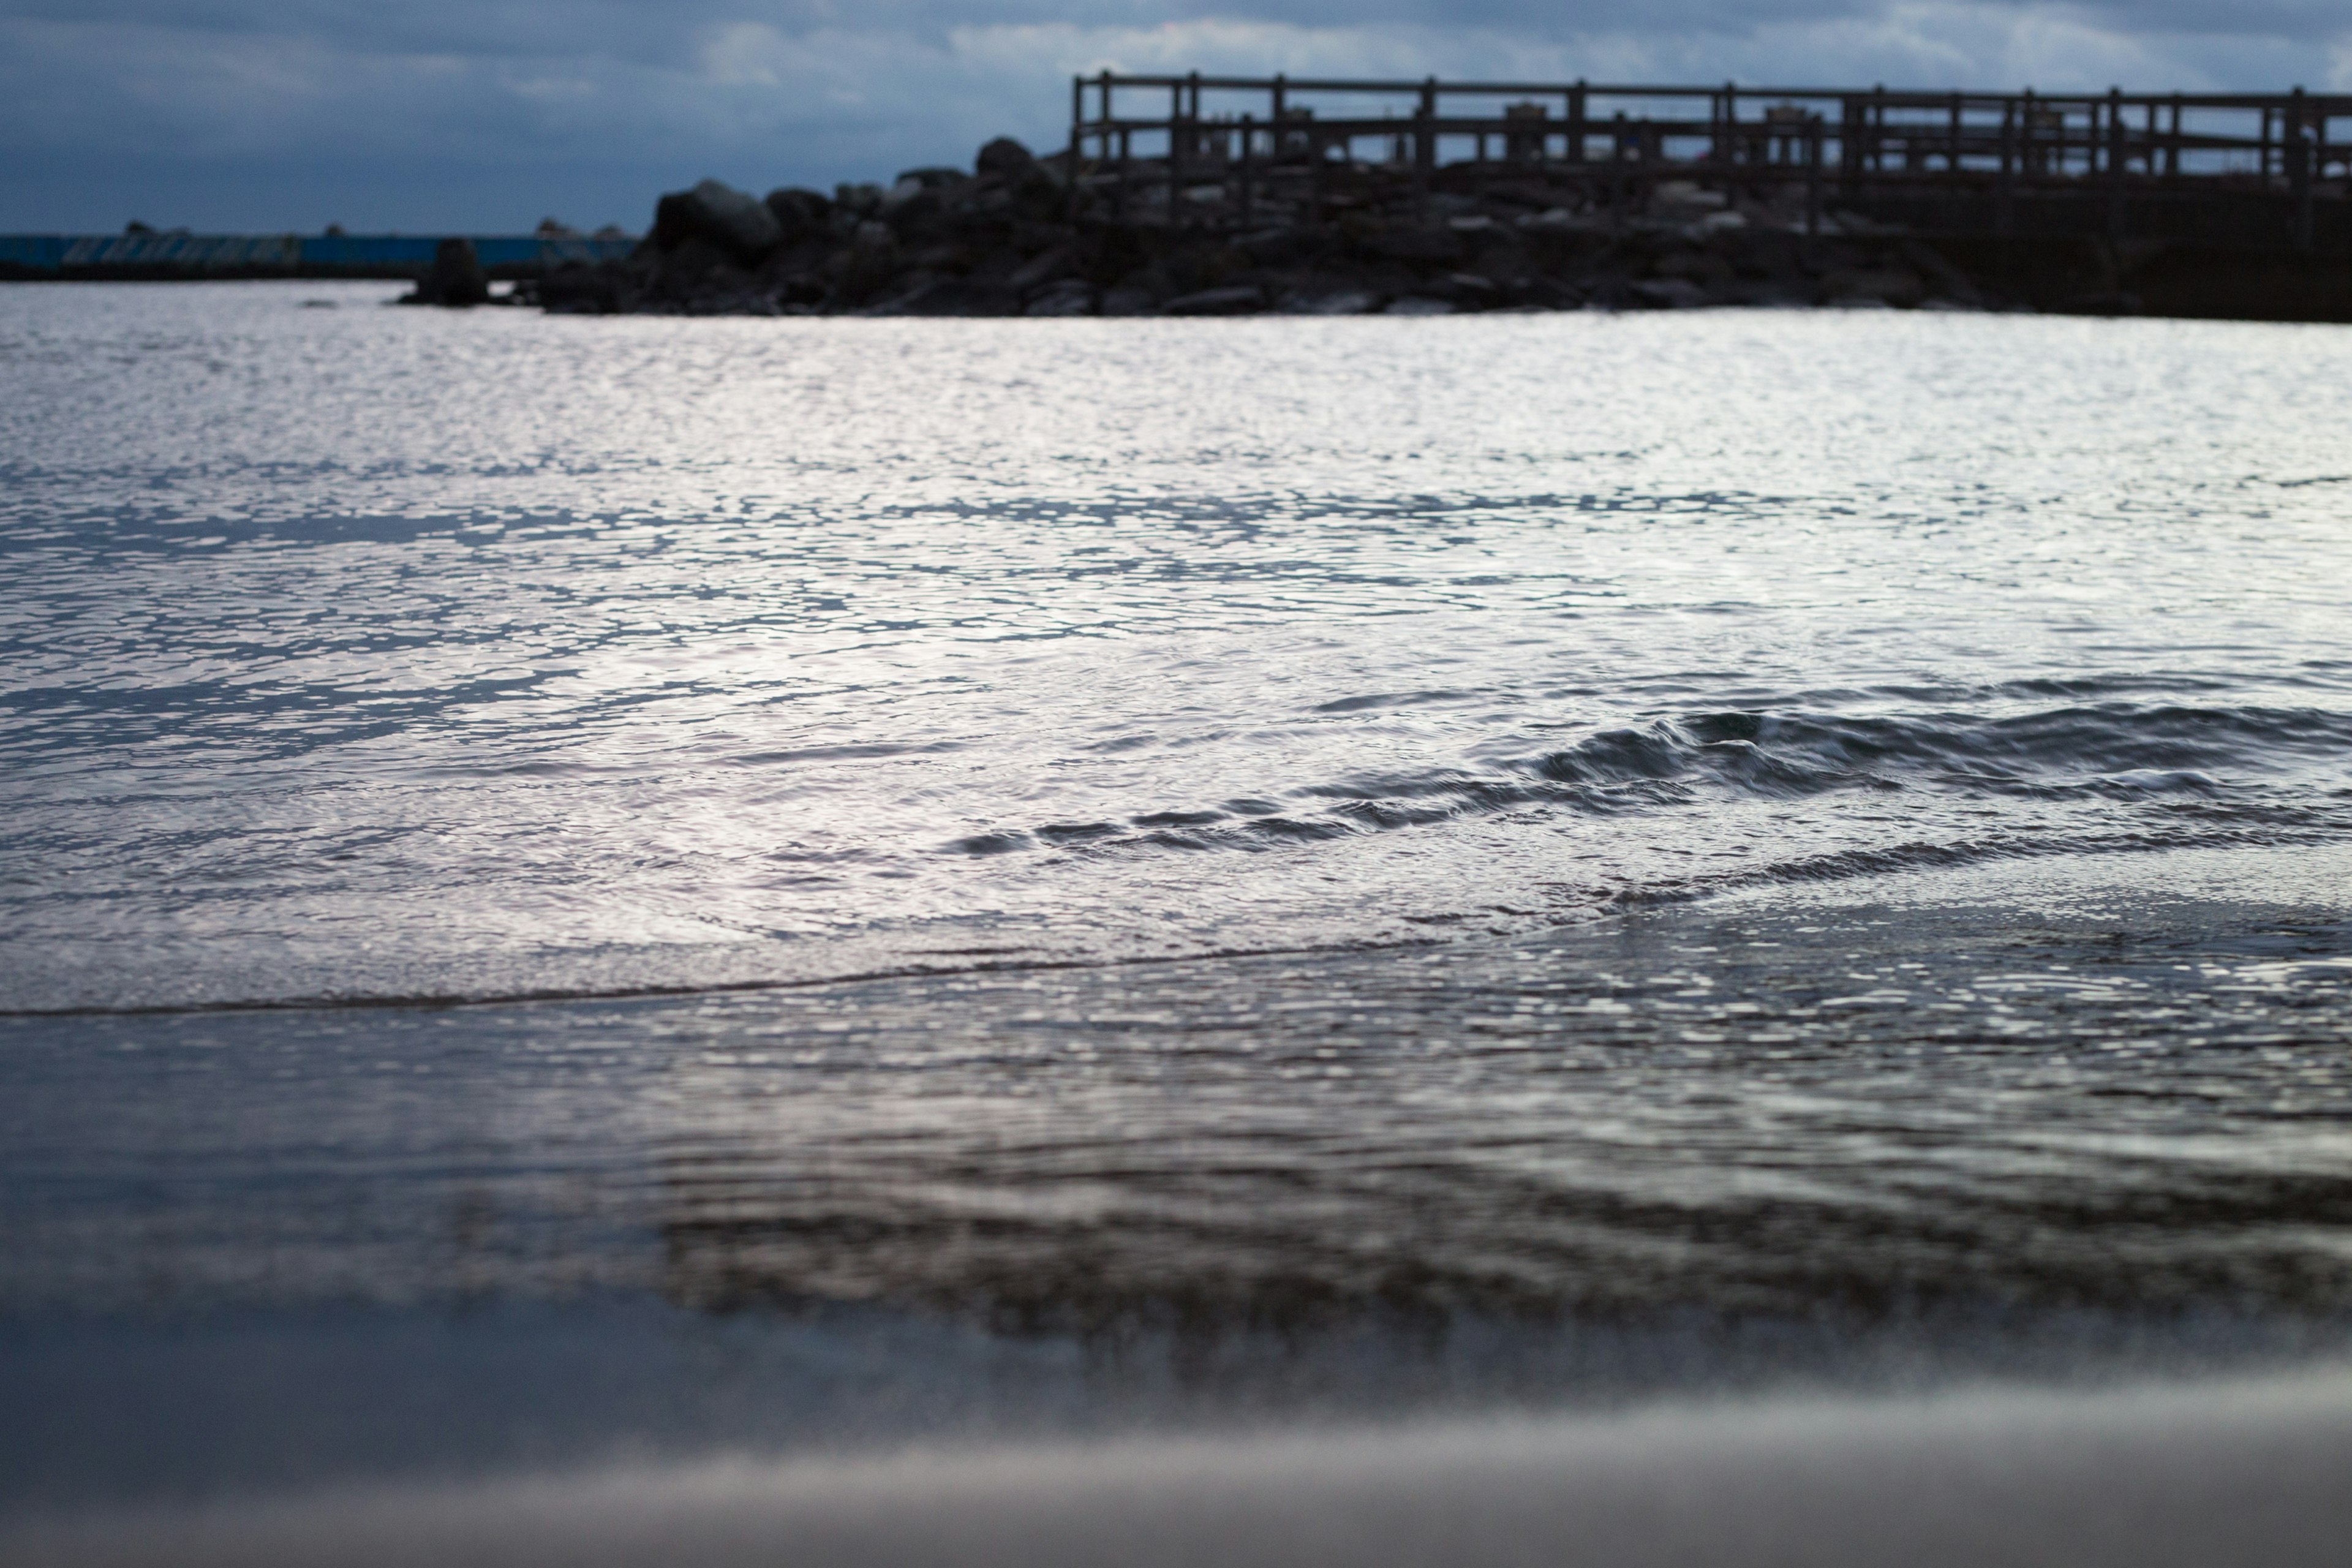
[2,1,2346,233]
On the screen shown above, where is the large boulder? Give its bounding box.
[763,187,832,243]
[976,137,1038,181]
[974,137,1065,219]
[888,277,1022,316]
[1819,265,1924,309]
[404,237,491,306]
[652,179,782,262]
[1163,284,1265,316]
[650,235,746,300]
[1362,227,1466,265]
[1025,279,1095,316]
[892,166,970,195]
[883,168,969,238]
[829,219,903,302]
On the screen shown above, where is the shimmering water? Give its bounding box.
[4,282,2351,1515]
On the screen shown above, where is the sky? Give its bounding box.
[2,1,2347,233]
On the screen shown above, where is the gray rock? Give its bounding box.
[894,166,970,195]
[537,260,630,314]
[976,138,1038,181]
[888,277,1022,316]
[652,235,742,296]
[1025,279,1095,316]
[1629,277,1709,309]
[1009,246,1074,295]
[1512,277,1586,309]
[1163,284,1265,316]
[829,220,902,301]
[885,170,967,229]
[654,179,782,262]
[1441,271,1501,306]
[1099,284,1159,317]
[1899,240,1983,306]
[1819,267,1923,308]
[1235,226,1320,266]
[404,238,490,307]
[763,187,832,242]
[1282,290,1380,315]
[975,138,1065,218]
[1363,228,1465,265]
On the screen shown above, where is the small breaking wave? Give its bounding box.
[948,701,2352,861]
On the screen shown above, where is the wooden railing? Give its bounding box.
[1067,75,2352,247]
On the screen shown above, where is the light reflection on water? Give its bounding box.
[2,285,2351,1500]
[3,284,2350,1009]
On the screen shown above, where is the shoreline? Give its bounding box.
[11,1363,2351,1566]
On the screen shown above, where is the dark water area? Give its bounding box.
[2,282,2350,1555]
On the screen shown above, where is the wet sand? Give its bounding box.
[10,1366,2350,1567]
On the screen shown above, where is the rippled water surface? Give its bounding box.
[3,282,2351,1506]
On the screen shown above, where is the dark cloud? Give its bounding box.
[2,1,2344,231]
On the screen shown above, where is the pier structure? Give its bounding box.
[1067,75,2352,251]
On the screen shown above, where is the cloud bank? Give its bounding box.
[2,1,2346,231]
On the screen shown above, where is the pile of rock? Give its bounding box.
[529,139,1996,318]
[401,238,492,307]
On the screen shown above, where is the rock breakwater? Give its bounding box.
[529,138,2006,318]
[521,137,2352,322]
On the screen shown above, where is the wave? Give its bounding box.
[945,701,2352,861]
[21,820,2352,1022]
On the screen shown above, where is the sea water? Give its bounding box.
[2,282,2350,1531]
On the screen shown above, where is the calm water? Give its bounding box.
[4,282,2351,1510]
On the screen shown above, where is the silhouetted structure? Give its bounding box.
[1067,75,2351,252]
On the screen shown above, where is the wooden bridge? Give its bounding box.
[1067,75,2352,251]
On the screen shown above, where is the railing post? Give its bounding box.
[1238,112,1254,227]
[1610,110,1629,230]
[1806,116,1823,236]
[2108,86,2127,241]
[1996,100,2016,234]
[2289,86,2313,250]
[1840,94,1863,198]
[1415,77,1438,216]
[1168,78,1183,219]
[1568,80,1587,167]
[1067,75,1084,222]
[1099,71,1118,211]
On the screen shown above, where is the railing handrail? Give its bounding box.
[1076,73,2350,116]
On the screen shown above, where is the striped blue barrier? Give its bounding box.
[0,235,639,277]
